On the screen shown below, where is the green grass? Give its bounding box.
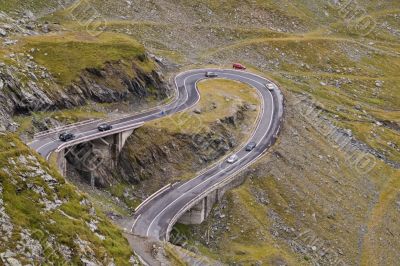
[164,244,189,266]
[109,182,141,210]
[87,192,131,217]
[18,32,149,85]
[0,134,133,264]
[267,72,400,163]
[0,0,59,12]
[360,161,400,265]
[2,0,399,264]
[177,179,305,265]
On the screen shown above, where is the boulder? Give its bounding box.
[0,28,6,37]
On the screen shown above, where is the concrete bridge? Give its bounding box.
[29,117,144,185]
[52,126,139,184]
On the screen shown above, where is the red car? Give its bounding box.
[233,63,246,70]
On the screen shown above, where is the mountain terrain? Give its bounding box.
[0,0,399,265]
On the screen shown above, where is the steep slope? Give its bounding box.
[0,31,168,135]
[76,79,260,213]
[1,0,399,265]
[0,3,171,265]
[0,134,136,265]
[64,1,399,264]
[176,93,399,265]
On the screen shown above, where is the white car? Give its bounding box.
[227,154,239,164]
[266,83,275,91]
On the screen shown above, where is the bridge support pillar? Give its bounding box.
[178,190,220,225]
[58,129,135,183]
[112,130,134,166]
[178,197,207,225]
[89,172,95,189]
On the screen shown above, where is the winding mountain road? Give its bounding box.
[29,68,284,242]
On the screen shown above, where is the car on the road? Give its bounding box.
[205,72,218,78]
[227,154,239,164]
[98,123,113,132]
[245,141,257,151]
[266,83,275,91]
[59,132,75,142]
[233,63,246,70]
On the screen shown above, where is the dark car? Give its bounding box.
[245,141,257,151]
[205,72,218,78]
[59,132,75,142]
[98,123,113,132]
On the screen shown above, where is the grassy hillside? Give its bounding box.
[0,0,61,13]
[149,78,259,132]
[70,1,398,264]
[182,94,399,264]
[0,134,134,265]
[1,31,152,86]
[20,32,148,85]
[1,0,399,265]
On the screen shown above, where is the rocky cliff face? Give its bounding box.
[0,57,168,131]
[63,104,250,194]
[114,105,250,194]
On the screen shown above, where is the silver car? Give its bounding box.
[227,154,239,164]
[205,72,218,78]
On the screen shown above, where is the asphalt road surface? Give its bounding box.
[129,69,284,242]
[29,69,284,242]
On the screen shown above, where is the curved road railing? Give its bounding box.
[29,68,284,247]
[129,70,284,242]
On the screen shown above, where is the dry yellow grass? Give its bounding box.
[148,78,260,134]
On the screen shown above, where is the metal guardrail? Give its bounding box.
[33,73,180,142]
[165,120,283,241]
[163,76,285,241]
[55,122,144,152]
[34,119,103,138]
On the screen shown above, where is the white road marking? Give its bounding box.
[30,68,281,240]
[174,76,264,192]
[144,72,276,237]
[131,214,141,233]
[31,73,185,155]
[27,140,39,145]
[36,140,58,153]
